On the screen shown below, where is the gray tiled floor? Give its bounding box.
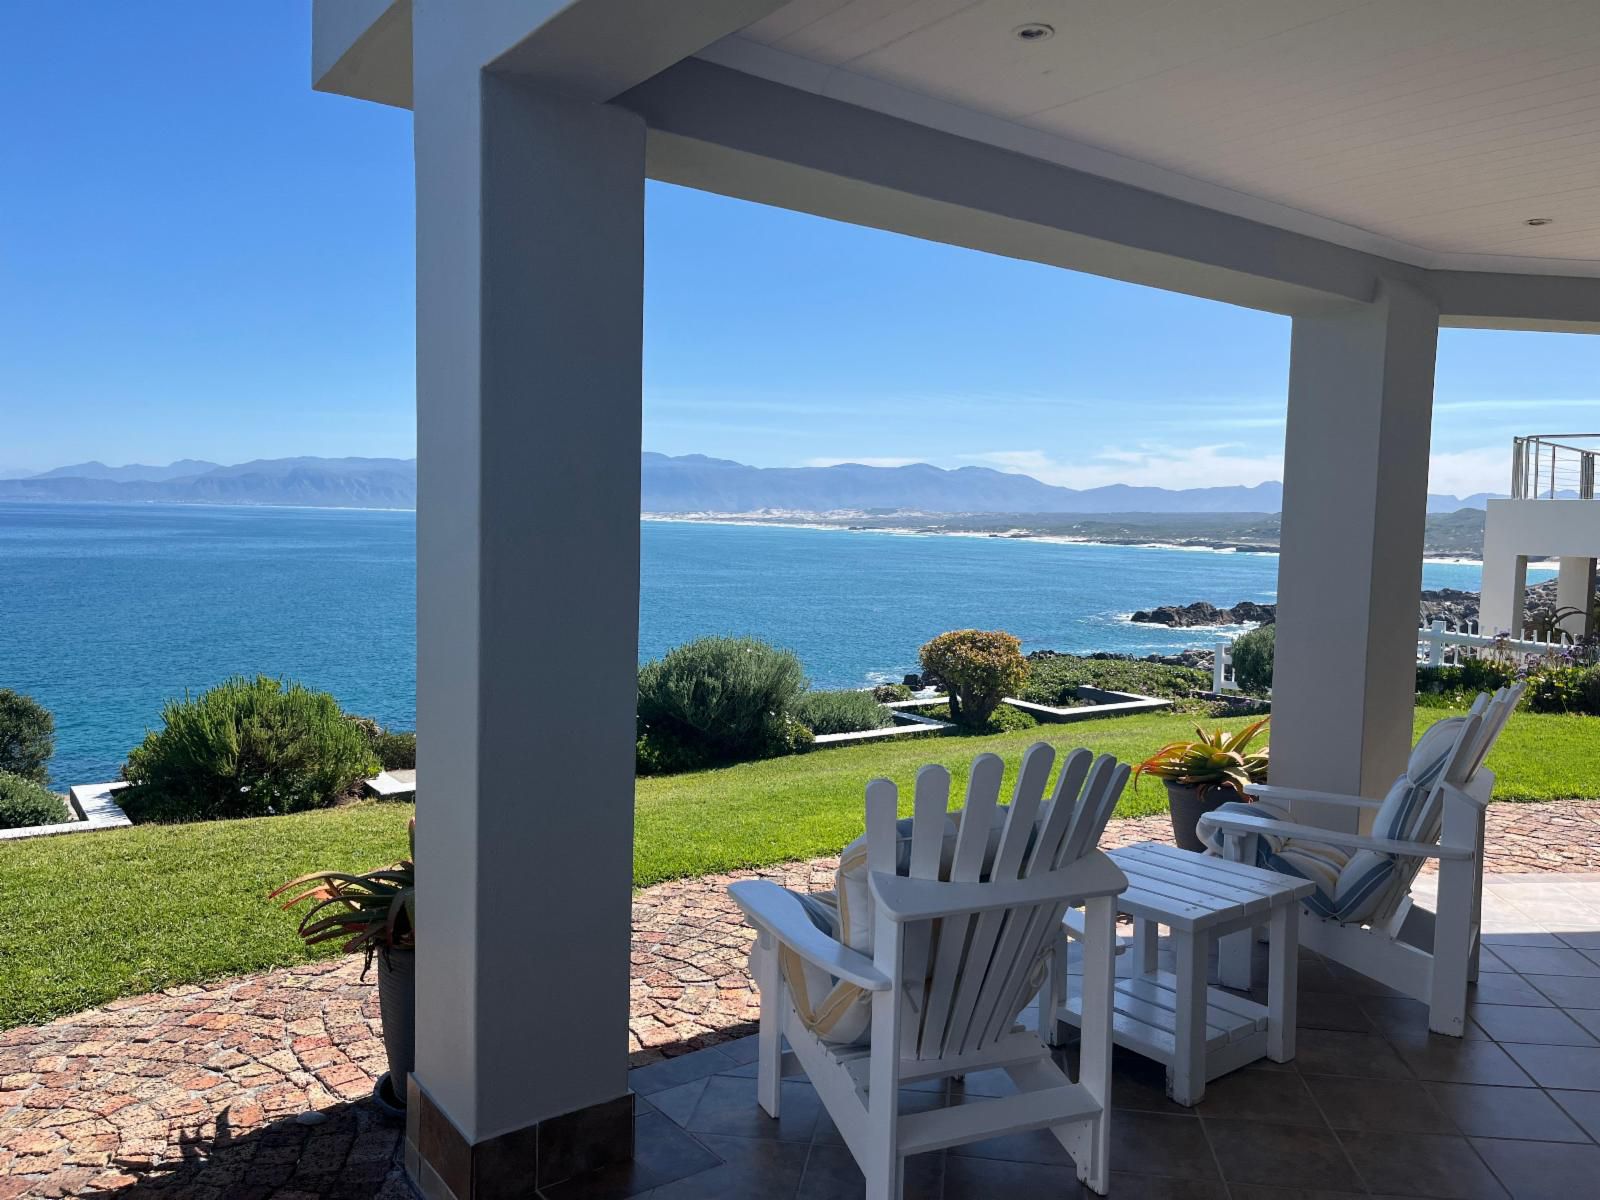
[554,873,1600,1198]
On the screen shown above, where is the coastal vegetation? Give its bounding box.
[635,636,812,774]
[919,629,1029,728]
[0,688,54,785]
[119,676,379,823]
[1019,654,1209,706]
[1229,625,1276,694]
[790,688,894,735]
[3,702,1591,1029]
[0,772,67,831]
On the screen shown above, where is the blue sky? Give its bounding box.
[3,4,1596,496]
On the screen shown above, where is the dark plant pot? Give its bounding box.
[1165,782,1228,853]
[377,948,416,1108]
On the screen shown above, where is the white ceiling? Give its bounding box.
[702,0,1600,274]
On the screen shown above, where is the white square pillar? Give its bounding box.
[1273,280,1439,807]
[406,63,645,1198]
[1556,557,1596,639]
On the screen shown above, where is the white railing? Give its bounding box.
[1511,434,1598,500]
[1418,619,1570,667]
[1211,620,1573,693]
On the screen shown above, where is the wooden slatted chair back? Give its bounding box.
[863,742,1130,1063]
[1367,683,1522,926]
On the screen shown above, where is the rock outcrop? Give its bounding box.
[1130,600,1276,627]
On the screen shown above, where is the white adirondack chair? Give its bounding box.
[729,743,1130,1198]
[1198,684,1523,1036]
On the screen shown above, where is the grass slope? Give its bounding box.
[2,708,1594,1029]
[635,707,1596,886]
[0,803,413,1028]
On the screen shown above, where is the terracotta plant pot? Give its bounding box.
[375,947,416,1114]
[1165,782,1230,853]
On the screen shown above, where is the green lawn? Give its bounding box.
[2,706,1595,1030]
[634,707,1600,887]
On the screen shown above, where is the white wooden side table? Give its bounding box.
[1046,841,1315,1106]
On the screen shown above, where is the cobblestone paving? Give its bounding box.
[3,801,1597,1197]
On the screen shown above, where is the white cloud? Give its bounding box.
[1426,446,1508,498]
[967,444,1285,491]
[803,456,923,469]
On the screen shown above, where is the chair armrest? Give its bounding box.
[727,880,891,991]
[870,850,1128,923]
[1243,784,1382,810]
[1202,809,1474,861]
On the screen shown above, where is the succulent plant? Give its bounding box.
[270,818,415,973]
[1133,718,1270,800]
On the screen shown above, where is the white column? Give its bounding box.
[1556,556,1596,639]
[1273,279,1439,808]
[412,57,645,1159]
[1479,504,1527,638]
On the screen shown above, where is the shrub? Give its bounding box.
[1525,663,1600,716]
[919,630,1028,729]
[0,771,68,830]
[0,689,54,785]
[792,689,894,736]
[872,683,913,703]
[919,701,1038,734]
[1230,626,1275,694]
[1417,657,1518,707]
[347,716,417,771]
[120,676,380,824]
[636,726,712,777]
[1020,656,1209,705]
[637,636,808,764]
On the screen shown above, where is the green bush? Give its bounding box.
[1525,663,1600,716]
[119,677,380,824]
[1020,656,1209,706]
[792,689,894,736]
[637,637,808,765]
[1416,657,1519,707]
[1230,626,1275,694]
[636,726,713,777]
[345,716,417,771]
[0,689,54,785]
[920,630,1029,729]
[0,771,68,830]
[872,683,914,703]
[919,701,1038,735]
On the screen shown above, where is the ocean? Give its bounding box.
[0,503,1535,785]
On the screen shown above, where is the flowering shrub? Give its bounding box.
[919,629,1028,729]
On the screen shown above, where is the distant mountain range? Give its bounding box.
[1,452,1497,515]
[0,458,417,509]
[642,453,1496,515]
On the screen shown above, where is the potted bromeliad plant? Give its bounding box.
[271,819,415,1115]
[1134,719,1269,852]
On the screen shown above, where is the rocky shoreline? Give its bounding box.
[1132,580,1572,630]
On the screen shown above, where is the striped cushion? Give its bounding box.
[1197,715,1469,925]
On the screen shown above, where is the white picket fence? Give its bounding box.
[1212,620,1574,693]
[1416,619,1571,668]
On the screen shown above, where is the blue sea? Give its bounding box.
[0,503,1536,785]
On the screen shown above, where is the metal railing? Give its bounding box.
[1511,434,1599,500]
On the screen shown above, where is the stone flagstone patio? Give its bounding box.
[3,802,1600,1197]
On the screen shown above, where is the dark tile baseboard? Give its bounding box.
[405,1074,634,1198]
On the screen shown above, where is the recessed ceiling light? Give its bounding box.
[1013,22,1055,42]
[1525,217,1554,226]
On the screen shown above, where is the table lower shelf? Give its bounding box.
[1058,969,1270,1079]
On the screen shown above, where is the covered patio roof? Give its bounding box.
[306,2,1600,1195]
